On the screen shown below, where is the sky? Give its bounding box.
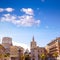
[0,0,60,50]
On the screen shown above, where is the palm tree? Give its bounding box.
[0,45,5,60]
[40,53,45,60]
[53,52,58,60]
[25,54,31,60]
[21,55,25,60]
[4,53,10,57]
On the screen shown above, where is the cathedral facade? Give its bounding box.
[30,36,46,60]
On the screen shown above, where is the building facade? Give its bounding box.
[30,36,38,60]
[1,36,60,60]
[30,36,46,60]
[47,37,60,57]
[2,37,13,54]
[0,37,24,60]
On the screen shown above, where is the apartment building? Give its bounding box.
[47,37,60,57]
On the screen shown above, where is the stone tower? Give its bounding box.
[2,37,12,48]
[2,37,12,53]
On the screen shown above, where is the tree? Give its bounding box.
[40,53,46,60]
[4,53,10,57]
[0,45,5,60]
[53,52,58,60]
[25,55,31,60]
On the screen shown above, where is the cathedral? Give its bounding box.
[30,36,46,60]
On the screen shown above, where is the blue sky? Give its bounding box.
[0,0,60,49]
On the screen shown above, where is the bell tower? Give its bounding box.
[30,36,37,49]
[2,37,12,48]
[30,36,38,60]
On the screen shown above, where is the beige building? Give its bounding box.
[0,37,24,60]
[10,46,24,60]
[47,37,60,57]
[38,46,46,55]
[10,46,19,59]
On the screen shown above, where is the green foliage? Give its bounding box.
[4,53,10,57]
[53,52,58,57]
[25,55,31,60]
[39,53,46,60]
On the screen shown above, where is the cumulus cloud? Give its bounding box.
[21,8,33,15]
[17,15,40,26]
[0,8,4,12]
[5,8,14,12]
[0,14,16,22]
[0,8,14,12]
[0,14,40,27]
[0,8,40,27]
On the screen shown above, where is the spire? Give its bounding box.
[32,36,34,41]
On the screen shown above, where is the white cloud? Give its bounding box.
[13,41,30,51]
[21,8,33,15]
[0,13,40,27]
[0,8,14,12]
[17,15,40,27]
[0,8,4,12]
[0,14,16,22]
[0,8,40,27]
[5,8,14,12]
